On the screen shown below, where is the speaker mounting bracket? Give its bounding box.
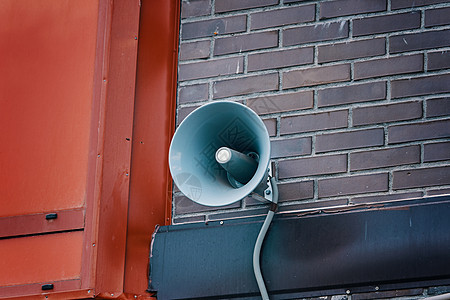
[251,162,274,203]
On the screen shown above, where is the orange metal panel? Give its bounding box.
[0,0,99,217]
[0,208,84,238]
[0,231,83,286]
[0,280,87,299]
[124,0,180,294]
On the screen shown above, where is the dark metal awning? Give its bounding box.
[149,195,450,299]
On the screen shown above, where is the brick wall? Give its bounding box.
[173,0,450,225]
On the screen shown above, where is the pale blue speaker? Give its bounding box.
[168,101,271,206]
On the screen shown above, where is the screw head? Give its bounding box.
[265,190,271,195]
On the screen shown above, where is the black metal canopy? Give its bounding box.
[149,195,450,299]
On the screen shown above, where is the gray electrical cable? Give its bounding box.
[253,176,278,300]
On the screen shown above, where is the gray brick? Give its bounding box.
[283,21,348,46]
[181,0,211,18]
[214,31,278,56]
[278,180,314,202]
[174,194,240,214]
[263,118,277,137]
[427,97,450,117]
[248,47,313,72]
[352,288,423,300]
[389,119,450,144]
[179,40,210,61]
[350,145,420,171]
[278,198,349,213]
[182,15,246,40]
[428,285,450,296]
[316,128,384,153]
[424,141,450,162]
[280,110,348,135]
[173,215,206,224]
[279,154,347,179]
[283,64,350,89]
[392,0,449,9]
[320,0,386,19]
[215,0,278,13]
[318,38,385,63]
[247,91,313,115]
[428,50,450,71]
[207,207,268,220]
[351,191,424,205]
[425,7,450,27]
[177,105,200,125]
[179,84,208,104]
[353,12,420,36]
[318,82,386,108]
[232,195,262,208]
[318,173,388,198]
[353,101,422,126]
[178,57,244,81]
[390,29,450,53]
[250,4,315,30]
[284,0,307,3]
[271,137,312,158]
[174,0,450,224]
[213,73,279,99]
[391,73,450,98]
[393,166,450,190]
[354,54,423,80]
[427,188,450,196]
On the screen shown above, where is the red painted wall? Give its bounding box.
[0,0,179,298]
[0,1,98,296]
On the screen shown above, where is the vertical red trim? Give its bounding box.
[123,0,180,294]
[166,0,181,226]
[93,0,141,294]
[81,0,113,290]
